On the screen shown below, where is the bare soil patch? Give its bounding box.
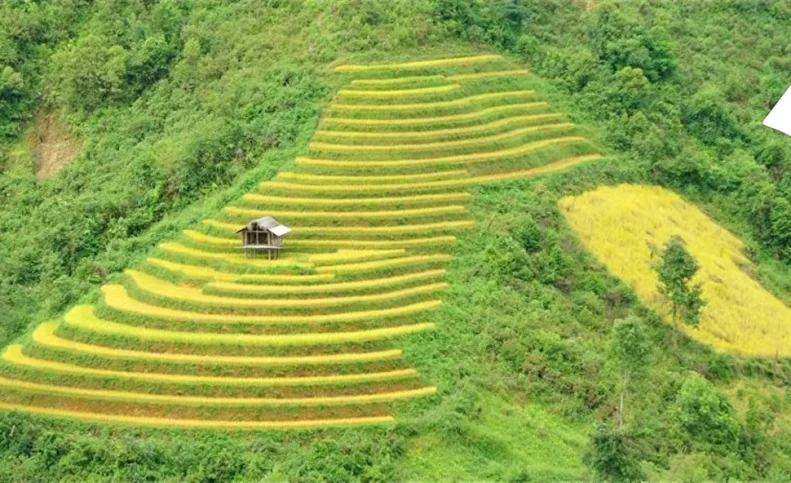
[27,114,81,179]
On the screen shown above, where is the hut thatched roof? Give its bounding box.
[236,216,291,236]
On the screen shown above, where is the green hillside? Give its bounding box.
[1,1,791,481]
[0,53,606,430]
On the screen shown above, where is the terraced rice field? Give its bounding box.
[0,54,603,429]
[560,184,791,357]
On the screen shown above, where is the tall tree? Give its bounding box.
[609,316,651,428]
[655,236,705,327]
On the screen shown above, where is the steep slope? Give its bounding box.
[0,54,603,429]
[560,184,791,356]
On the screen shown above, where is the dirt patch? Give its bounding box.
[581,0,600,11]
[27,114,81,179]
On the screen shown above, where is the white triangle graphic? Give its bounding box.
[764,84,791,136]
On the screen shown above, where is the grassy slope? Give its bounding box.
[318,58,601,480]
[390,53,791,479]
[0,52,600,476]
[403,396,587,480]
[0,51,599,480]
[0,51,786,483]
[0,1,790,481]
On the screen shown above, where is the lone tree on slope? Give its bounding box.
[655,236,705,327]
[610,316,651,429]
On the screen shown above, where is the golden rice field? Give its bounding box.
[0,54,604,429]
[559,184,791,357]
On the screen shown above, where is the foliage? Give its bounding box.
[0,412,405,482]
[672,373,743,454]
[0,0,90,143]
[583,424,644,482]
[497,0,791,263]
[656,236,705,326]
[586,4,677,83]
[609,316,651,373]
[0,0,790,481]
[609,316,650,427]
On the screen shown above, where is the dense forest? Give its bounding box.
[1,0,790,481]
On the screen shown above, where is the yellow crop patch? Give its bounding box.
[350,75,445,86]
[287,155,603,193]
[337,84,460,98]
[259,179,471,194]
[467,154,605,185]
[320,102,548,127]
[276,170,467,183]
[334,54,502,72]
[315,254,452,274]
[33,321,403,365]
[297,136,589,168]
[145,257,334,283]
[64,304,437,346]
[0,402,397,429]
[205,219,474,235]
[3,345,417,386]
[225,205,467,219]
[0,376,436,407]
[447,69,529,81]
[183,229,239,247]
[146,257,240,281]
[314,113,563,140]
[289,237,457,249]
[309,123,574,152]
[125,269,447,309]
[294,221,474,235]
[207,269,447,295]
[187,235,458,251]
[158,242,311,269]
[285,154,601,192]
[102,285,441,325]
[307,249,406,264]
[328,90,534,112]
[559,184,791,357]
[242,192,472,207]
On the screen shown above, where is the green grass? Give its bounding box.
[402,393,588,481]
[2,1,790,479]
[0,50,621,483]
[0,50,604,437]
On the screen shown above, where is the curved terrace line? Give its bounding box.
[32,321,404,366]
[63,305,437,345]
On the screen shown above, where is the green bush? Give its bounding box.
[584,424,644,482]
[672,373,743,453]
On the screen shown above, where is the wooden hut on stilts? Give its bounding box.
[236,216,291,259]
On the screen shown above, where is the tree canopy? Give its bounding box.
[656,236,706,326]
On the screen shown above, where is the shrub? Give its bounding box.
[672,373,743,453]
[584,424,644,482]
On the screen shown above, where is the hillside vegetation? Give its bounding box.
[560,184,791,356]
[0,53,607,430]
[0,0,790,481]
